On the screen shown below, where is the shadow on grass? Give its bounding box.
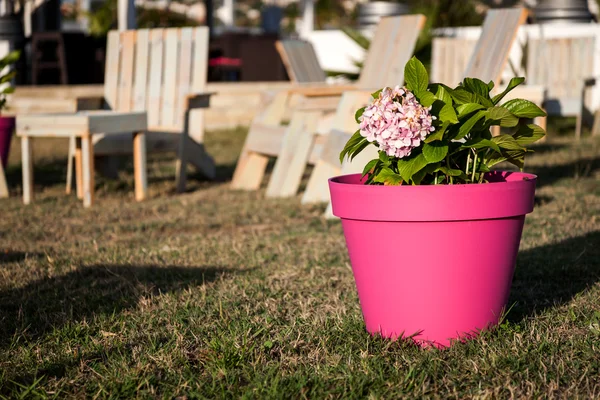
[0,264,240,348]
[529,156,600,189]
[0,251,42,264]
[508,230,600,321]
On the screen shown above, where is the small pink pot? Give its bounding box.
[329,171,537,348]
[0,116,15,169]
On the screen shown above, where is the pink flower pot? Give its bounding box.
[0,116,15,169]
[329,171,537,348]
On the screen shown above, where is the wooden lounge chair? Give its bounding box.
[230,14,427,194]
[67,27,214,193]
[276,39,327,84]
[304,7,534,212]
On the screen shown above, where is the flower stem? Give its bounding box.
[471,150,478,182]
[466,152,471,175]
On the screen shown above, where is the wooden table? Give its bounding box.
[16,111,148,208]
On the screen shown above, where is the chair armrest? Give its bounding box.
[287,85,357,97]
[186,92,215,109]
[77,96,106,111]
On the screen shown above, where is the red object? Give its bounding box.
[209,57,242,67]
[0,116,15,168]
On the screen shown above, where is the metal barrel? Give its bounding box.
[533,0,594,23]
[358,1,410,29]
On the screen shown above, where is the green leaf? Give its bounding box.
[502,98,547,118]
[487,106,519,127]
[491,134,526,151]
[397,153,428,183]
[486,148,526,169]
[378,151,390,164]
[450,88,475,104]
[487,80,495,91]
[412,168,428,185]
[371,89,382,99]
[512,123,546,146]
[404,56,429,97]
[491,77,525,105]
[456,103,485,118]
[437,166,464,176]
[425,121,449,143]
[354,107,365,123]
[417,90,435,107]
[372,167,403,186]
[422,141,448,163]
[362,159,379,178]
[456,110,487,140]
[462,77,491,99]
[438,102,458,124]
[462,137,501,153]
[431,83,452,104]
[339,130,365,163]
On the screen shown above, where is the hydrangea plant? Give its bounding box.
[340,56,547,185]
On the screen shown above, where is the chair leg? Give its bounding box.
[81,135,94,208]
[592,110,600,137]
[21,135,33,205]
[231,149,270,190]
[0,156,8,199]
[66,136,75,194]
[133,131,148,201]
[75,138,83,200]
[175,129,188,193]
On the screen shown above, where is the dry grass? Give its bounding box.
[0,128,599,399]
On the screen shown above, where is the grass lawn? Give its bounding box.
[0,128,599,399]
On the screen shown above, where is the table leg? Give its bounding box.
[21,135,33,205]
[75,138,83,200]
[66,136,75,195]
[81,135,94,207]
[133,131,148,201]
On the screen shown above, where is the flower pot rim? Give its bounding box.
[328,171,537,222]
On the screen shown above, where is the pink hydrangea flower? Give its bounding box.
[359,86,436,158]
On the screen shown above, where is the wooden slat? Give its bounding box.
[191,27,209,92]
[359,16,401,87]
[381,14,426,86]
[175,28,194,129]
[147,29,164,128]
[104,31,121,110]
[161,29,180,128]
[463,8,528,86]
[117,31,135,112]
[265,109,321,198]
[133,29,150,111]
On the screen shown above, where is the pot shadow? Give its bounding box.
[0,263,243,349]
[507,231,600,322]
[528,156,600,189]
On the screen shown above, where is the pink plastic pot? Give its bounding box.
[329,171,537,348]
[0,116,15,169]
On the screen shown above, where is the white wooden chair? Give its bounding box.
[68,27,214,193]
[231,14,427,194]
[276,39,328,84]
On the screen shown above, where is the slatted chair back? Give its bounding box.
[527,37,595,104]
[431,37,477,86]
[463,8,528,85]
[276,40,327,83]
[358,14,426,88]
[104,27,209,132]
